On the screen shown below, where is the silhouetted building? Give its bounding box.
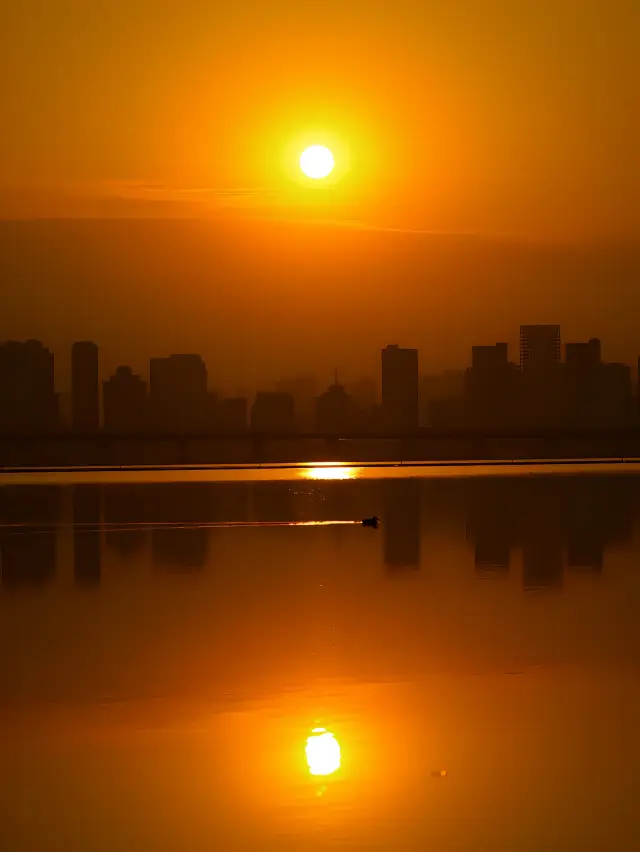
[103,366,148,432]
[316,378,351,433]
[472,342,508,370]
[564,338,602,426]
[0,340,58,432]
[71,341,99,432]
[251,391,295,432]
[466,343,518,427]
[382,479,421,569]
[73,485,101,587]
[565,338,601,371]
[601,363,632,426]
[520,326,564,426]
[520,325,561,368]
[149,354,208,432]
[381,344,418,431]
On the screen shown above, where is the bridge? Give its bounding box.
[1,426,640,467]
[1,426,640,443]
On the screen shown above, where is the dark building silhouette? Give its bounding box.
[381,479,421,569]
[316,377,351,433]
[566,338,601,371]
[251,391,295,432]
[150,354,208,432]
[381,344,419,431]
[519,325,564,427]
[73,485,101,587]
[600,362,632,426]
[520,325,561,367]
[71,341,99,432]
[466,342,519,427]
[0,340,58,432]
[472,342,509,370]
[0,487,57,588]
[564,339,602,426]
[103,366,148,431]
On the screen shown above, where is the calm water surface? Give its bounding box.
[1,465,639,851]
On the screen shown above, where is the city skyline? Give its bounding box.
[1,324,639,441]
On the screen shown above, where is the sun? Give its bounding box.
[305,728,341,776]
[300,145,335,180]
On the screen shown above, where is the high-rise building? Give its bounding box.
[149,354,208,432]
[316,379,351,433]
[0,340,58,432]
[519,325,561,368]
[565,338,601,371]
[564,339,602,426]
[600,362,632,426]
[251,391,295,432]
[471,342,508,370]
[466,342,518,427]
[71,341,99,431]
[519,326,563,426]
[103,366,148,432]
[381,344,419,431]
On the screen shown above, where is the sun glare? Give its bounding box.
[305,728,341,776]
[301,465,357,481]
[300,145,335,179]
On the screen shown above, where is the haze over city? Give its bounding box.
[2,1,639,392]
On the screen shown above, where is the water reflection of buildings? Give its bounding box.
[103,485,149,557]
[73,485,101,587]
[465,476,634,588]
[381,479,421,570]
[148,485,211,570]
[0,487,57,589]
[465,480,513,572]
[0,475,637,592]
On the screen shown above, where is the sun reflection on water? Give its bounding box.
[301,466,358,481]
[305,728,341,776]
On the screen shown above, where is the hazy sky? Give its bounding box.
[1,1,639,388]
[2,0,638,237]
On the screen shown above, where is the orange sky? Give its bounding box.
[2,0,638,240]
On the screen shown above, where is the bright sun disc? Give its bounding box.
[300,145,335,180]
[305,728,341,776]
